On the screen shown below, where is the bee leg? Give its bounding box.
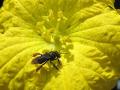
[57,59,62,65]
[50,61,59,70]
[32,53,42,57]
[36,60,48,72]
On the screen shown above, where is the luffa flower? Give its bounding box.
[0,0,120,90]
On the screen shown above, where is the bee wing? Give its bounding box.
[31,56,40,64]
[32,53,42,57]
[36,60,48,72]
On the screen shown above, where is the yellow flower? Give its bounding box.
[0,0,119,90]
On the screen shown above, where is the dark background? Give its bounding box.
[114,0,120,9]
[0,0,4,8]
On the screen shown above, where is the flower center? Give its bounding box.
[35,9,73,62]
[35,9,71,47]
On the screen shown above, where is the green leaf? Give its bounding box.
[0,0,120,90]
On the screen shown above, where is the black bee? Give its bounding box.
[32,51,61,71]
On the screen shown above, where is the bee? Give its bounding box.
[32,51,61,71]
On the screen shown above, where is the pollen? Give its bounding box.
[35,9,69,45]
